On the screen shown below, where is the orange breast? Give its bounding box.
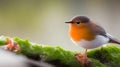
[69,23,95,42]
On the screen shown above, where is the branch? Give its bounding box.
[0,36,120,67]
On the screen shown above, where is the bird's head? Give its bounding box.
[65,16,90,28]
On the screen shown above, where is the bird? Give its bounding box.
[65,16,120,67]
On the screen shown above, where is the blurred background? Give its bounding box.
[0,0,120,51]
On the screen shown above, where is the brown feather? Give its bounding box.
[88,21,120,44]
[88,21,107,37]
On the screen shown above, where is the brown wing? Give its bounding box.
[88,21,107,37]
[89,21,120,44]
[88,21,120,44]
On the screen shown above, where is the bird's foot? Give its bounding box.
[75,53,91,67]
[5,37,20,51]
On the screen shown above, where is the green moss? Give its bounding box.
[88,44,120,67]
[0,36,7,46]
[1,36,120,67]
[90,58,106,67]
[13,37,81,67]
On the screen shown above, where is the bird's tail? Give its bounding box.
[106,33,120,44]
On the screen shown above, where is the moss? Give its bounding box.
[1,36,120,67]
[90,58,106,67]
[0,36,7,46]
[88,44,120,67]
[13,37,81,67]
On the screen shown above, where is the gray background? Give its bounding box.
[0,0,120,51]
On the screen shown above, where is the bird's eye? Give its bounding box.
[76,22,80,24]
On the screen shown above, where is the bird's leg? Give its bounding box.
[75,49,91,67]
[84,49,87,59]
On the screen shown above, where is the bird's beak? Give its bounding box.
[65,21,73,24]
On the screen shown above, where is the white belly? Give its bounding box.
[76,35,109,49]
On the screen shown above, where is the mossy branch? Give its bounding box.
[0,36,120,67]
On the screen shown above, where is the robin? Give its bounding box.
[65,16,120,67]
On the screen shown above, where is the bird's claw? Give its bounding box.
[75,53,91,67]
